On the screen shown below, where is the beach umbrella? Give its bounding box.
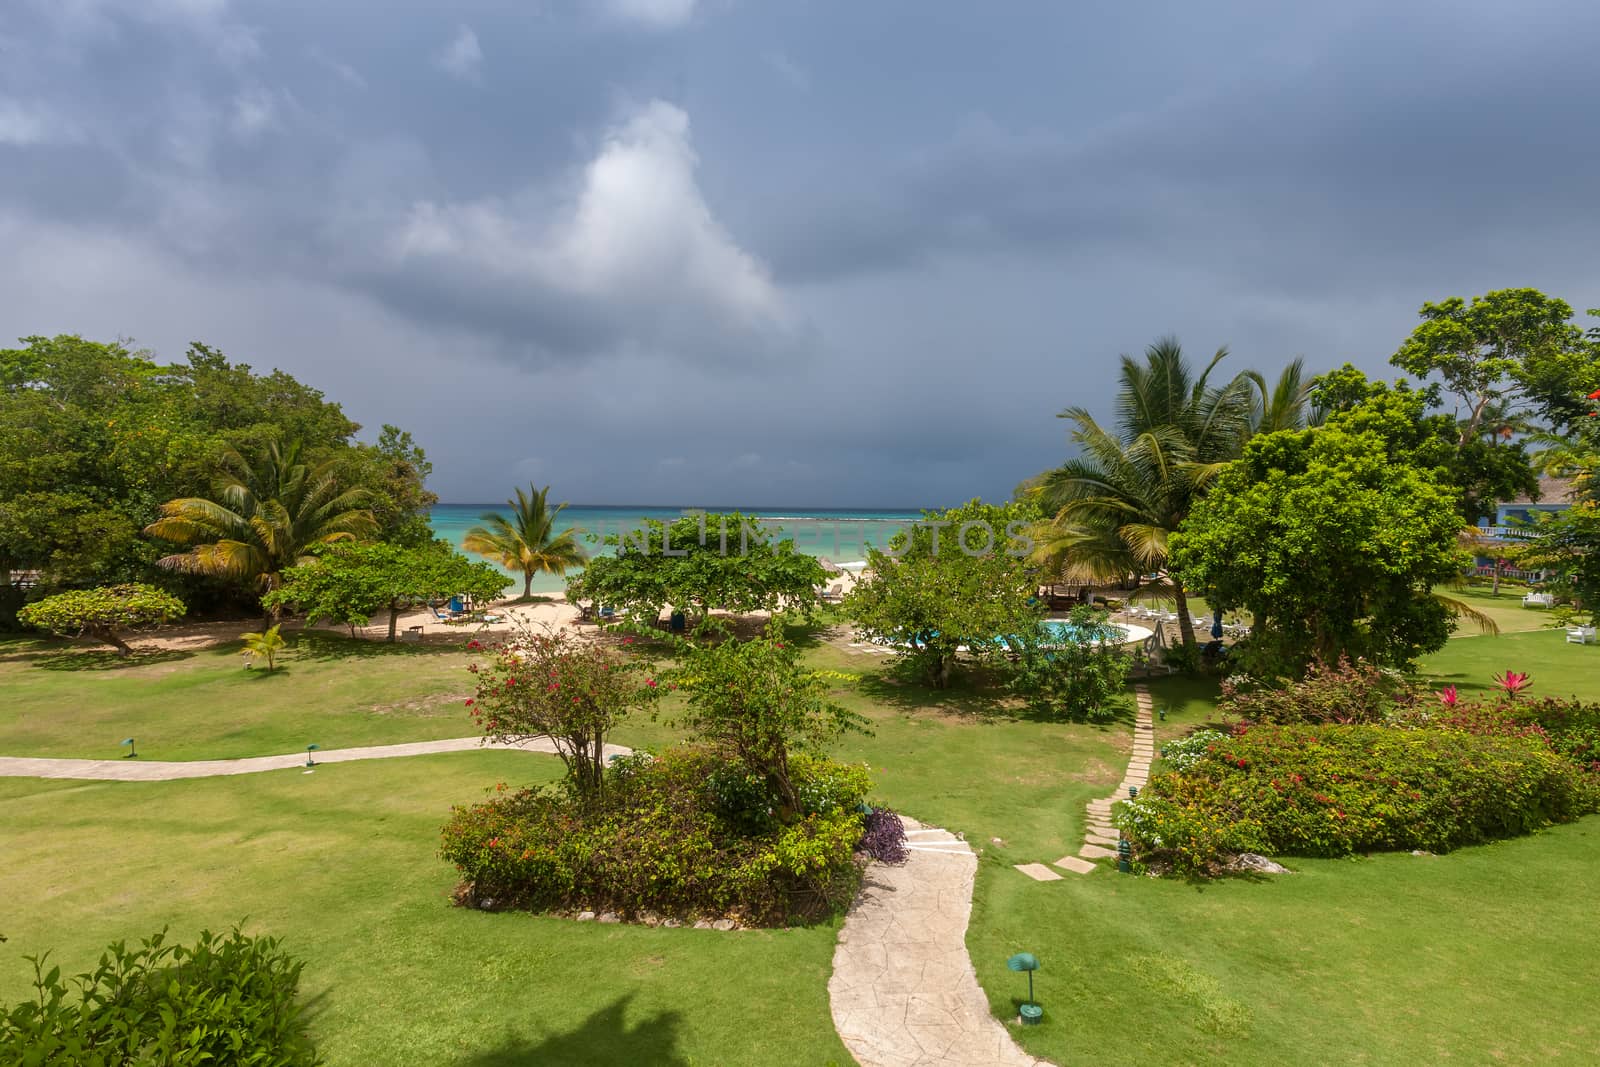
[819,558,843,574]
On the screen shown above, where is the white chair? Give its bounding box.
[1567,626,1597,645]
[1523,592,1555,608]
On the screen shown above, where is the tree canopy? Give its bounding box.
[1170,406,1467,679]
[843,499,1041,689]
[462,485,586,599]
[1,335,434,617]
[265,540,509,640]
[565,513,826,626]
[17,583,186,657]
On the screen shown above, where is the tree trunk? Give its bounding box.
[1172,585,1198,653]
[92,626,133,657]
[522,572,533,599]
[1491,559,1502,596]
[387,602,400,643]
[929,651,952,690]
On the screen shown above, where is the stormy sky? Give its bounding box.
[2,1,1597,507]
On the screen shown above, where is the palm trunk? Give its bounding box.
[1173,585,1198,653]
[522,572,533,599]
[1491,559,1502,596]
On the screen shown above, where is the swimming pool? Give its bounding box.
[880,619,1152,651]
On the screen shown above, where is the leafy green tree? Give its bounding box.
[1031,338,1265,652]
[18,583,186,657]
[843,500,1040,689]
[466,626,659,802]
[265,540,508,640]
[1171,411,1468,679]
[463,485,586,600]
[1391,288,1600,438]
[240,624,288,671]
[1310,363,1539,523]
[1005,606,1133,722]
[668,621,865,816]
[567,512,825,625]
[145,437,376,612]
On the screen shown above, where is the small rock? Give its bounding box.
[575,911,596,922]
[991,837,1005,846]
[477,897,495,910]
[640,911,662,927]
[711,918,736,931]
[662,918,682,929]
[1410,850,1435,857]
[597,912,621,924]
[692,920,713,930]
[1226,853,1290,874]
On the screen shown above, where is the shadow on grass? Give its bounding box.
[3,644,198,671]
[285,632,471,662]
[457,995,687,1067]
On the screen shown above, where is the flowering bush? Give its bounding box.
[467,624,659,802]
[440,747,873,925]
[1117,724,1596,875]
[1218,657,1412,725]
[1158,729,1229,772]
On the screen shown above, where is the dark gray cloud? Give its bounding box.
[1,0,1597,507]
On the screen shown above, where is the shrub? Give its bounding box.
[1,926,319,1065]
[1158,729,1229,772]
[17,583,185,657]
[1218,657,1413,725]
[1117,724,1597,875]
[858,807,909,865]
[1400,693,1600,774]
[440,748,871,924]
[1006,607,1132,722]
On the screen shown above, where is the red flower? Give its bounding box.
[464,698,475,707]
[646,678,658,687]
[1438,685,1460,707]
[505,677,515,687]
[467,640,481,650]
[1493,669,1532,697]
[623,636,635,645]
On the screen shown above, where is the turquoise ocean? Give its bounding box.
[428,504,923,596]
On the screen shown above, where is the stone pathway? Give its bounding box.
[1014,684,1155,881]
[830,818,1049,1067]
[0,737,631,781]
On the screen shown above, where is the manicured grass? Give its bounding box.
[1417,626,1600,698]
[0,631,683,761]
[969,820,1600,1065]
[0,752,851,1066]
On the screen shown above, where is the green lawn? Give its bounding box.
[5,619,1600,1064]
[0,752,851,1066]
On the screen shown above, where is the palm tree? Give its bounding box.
[463,485,586,600]
[1244,357,1314,434]
[145,437,376,614]
[1031,339,1257,652]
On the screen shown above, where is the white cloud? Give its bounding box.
[385,100,788,357]
[606,0,697,29]
[434,25,484,84]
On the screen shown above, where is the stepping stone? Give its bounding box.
[1052,855,1097,874]
[1078,843,1117,860]
[1085,832,1119,847]
[1014,862,1063,882]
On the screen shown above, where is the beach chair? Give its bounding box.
[821,583,845,602]
[1567,625,1597,645]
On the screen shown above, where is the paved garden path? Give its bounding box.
[0,737,632,781]
[1016,683,1156,881]
[829,818,1049,1067]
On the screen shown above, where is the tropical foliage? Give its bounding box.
[462,485,586,599]
[466,626,660,802]
[1005,606,1132,722]
[1029,338,1303,651]
[0,336,431,619]
[265,540,508,640]
[843,499,1040,688]
[16,583,186,657]
[241,624,288,671]
[1171,404,1467,678]
[567,512,825,626]
[1,927,319,1066]
[146,437,376,612]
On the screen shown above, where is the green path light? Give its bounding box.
[1007,952,1040,1022]
[304,743,319,771]
[121,737,136,759]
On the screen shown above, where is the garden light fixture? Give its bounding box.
[305,743,319,771]
[1007,952,1041,1023]
[121,737,136,759]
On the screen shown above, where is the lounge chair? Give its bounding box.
[821,583,845,602]
[1567,625,1597,645]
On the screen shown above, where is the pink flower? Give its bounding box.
[1437,686,1459,707]
[1493,670,1532,697]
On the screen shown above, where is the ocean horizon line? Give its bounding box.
[431,503,931,514]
